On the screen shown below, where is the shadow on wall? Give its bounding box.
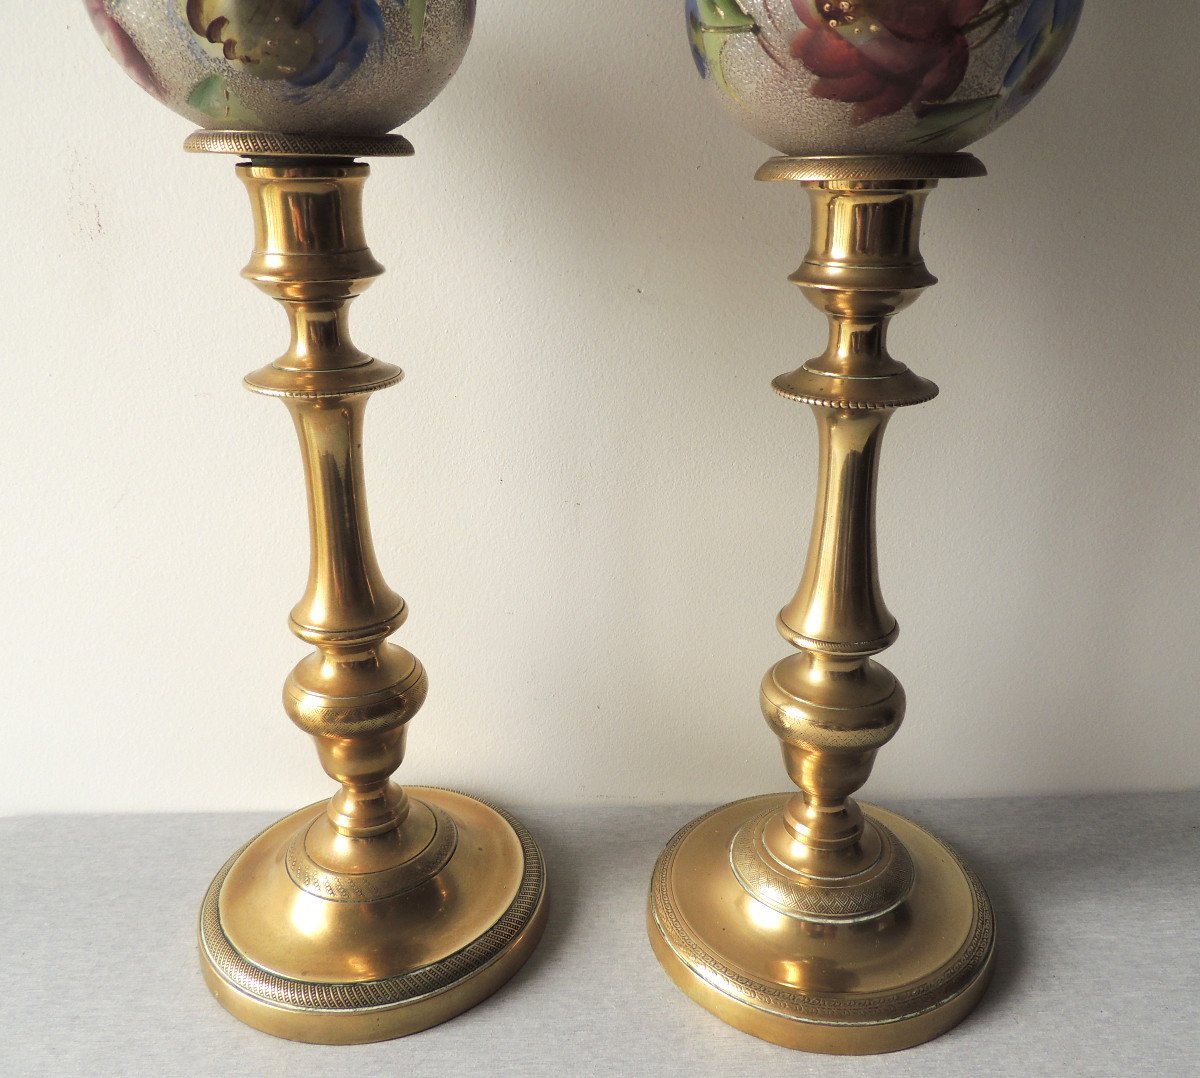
[432,4,1198,798]
[425,5,797,793]
[957,5,1200,794]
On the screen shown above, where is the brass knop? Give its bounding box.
[757,177,954,884]
[236,163,423,846]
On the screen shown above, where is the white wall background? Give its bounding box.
[1,4,1197,815]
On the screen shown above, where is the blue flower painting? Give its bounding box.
[183,0,388,90]
[1003,0,1083,109]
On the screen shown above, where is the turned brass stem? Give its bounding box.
[189,134,547,1045]
[239,162,427,853]
[758,168,962,883]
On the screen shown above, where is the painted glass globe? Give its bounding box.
[85,0,475,134]
[686,0,1082,154]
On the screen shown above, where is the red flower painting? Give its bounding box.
[85,0,165,100]
[789,0,987,124]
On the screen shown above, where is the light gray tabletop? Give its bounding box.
[2,792,1196,1077]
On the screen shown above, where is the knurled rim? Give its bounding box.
[185,130,415,159]
[199,791,545,1013]
[757,154,986,183]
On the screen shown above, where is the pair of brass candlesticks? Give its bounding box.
[184,137,987,1056]
[86,0,1083,1056]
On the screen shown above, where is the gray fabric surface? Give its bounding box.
[1,793,1196,1077]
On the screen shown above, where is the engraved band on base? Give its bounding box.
[199,793,546,1014]
[649,797,995,1026]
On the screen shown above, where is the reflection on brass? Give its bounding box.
[648,154,995,1055]
[191,151,546,1044]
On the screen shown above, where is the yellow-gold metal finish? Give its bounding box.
[195,153,546,1043]
[648,154,994,1055]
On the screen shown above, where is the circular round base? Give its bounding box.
[199,788,547,1044]
[648,795,994,1055]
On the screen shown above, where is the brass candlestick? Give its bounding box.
[648,155,992,1054]
[654,0,1082,1054]
[186,135,546,1043]
[86,3,545,1043]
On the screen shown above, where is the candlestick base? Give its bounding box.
[648,795,993,1055]
[199,787,547,1044]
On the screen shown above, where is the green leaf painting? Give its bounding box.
[186,74,259,124]
[409,0,427,48]
[695,0,755,32]
[686,0,757,100]
[906,96,1001,146]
